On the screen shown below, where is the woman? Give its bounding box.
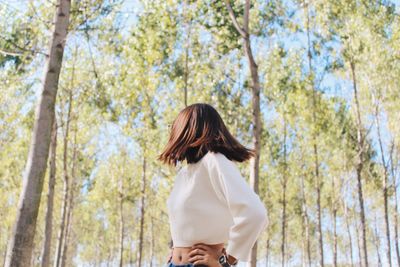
[158,103,268,267]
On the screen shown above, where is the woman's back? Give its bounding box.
[167,150,267,262]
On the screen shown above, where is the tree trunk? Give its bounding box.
[265,237,270,267]
[118,169,124,267]
[5,1,71,266]
[137,156,146,267]
[390,145,400,266]
[182,0,191,108]
[300,172,311,267]
[374,104,392,267]
[304,3,324,265]
[54,89,73,267]
[373,215,382,267]
[60,198,73,267]
[281,115,288,267]
[265,161,272,267]
[41,120,58,267]
[353,219,363,267]
[331,176,338,267]
[150,216,154,267]
[224,2,263,266]
[60,130,77,267]
[344,203,354,267]
[349,60,368,267]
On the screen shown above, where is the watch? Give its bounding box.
[218,253,231,267]
[218,249,238,266]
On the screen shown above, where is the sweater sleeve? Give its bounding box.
[205,152,268,262]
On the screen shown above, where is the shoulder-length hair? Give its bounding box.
[158,103,255,166]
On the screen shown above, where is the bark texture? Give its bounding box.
[5,1,71,266]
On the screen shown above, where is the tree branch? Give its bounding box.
[224,0,247,38]
[244,0,250,34]
[0,48,23,57]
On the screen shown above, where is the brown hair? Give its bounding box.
[158,103,255,166]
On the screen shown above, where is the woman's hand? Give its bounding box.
[188,243,222,267]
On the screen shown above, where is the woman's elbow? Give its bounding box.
[251,203,268,226]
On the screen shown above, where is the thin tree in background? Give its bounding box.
[137,155,147,267]
[54,78,74,267]
[280,113,288,267]
[300,168,312,267]
[224,1,263,265]
[182,0,192,108]
[390,141,400,266]
[303,2,324,265]
[373,94,392,267]
[343,200,354,267]
[41,120,58,267]
[5,1,71,266]
[118,153,126,267]
[349,60,369,267]
[373,214,383,267]
[60,127,78,267]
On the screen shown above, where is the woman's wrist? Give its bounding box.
[226,254,237,265]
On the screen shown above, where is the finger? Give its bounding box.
[190,246,206,251]
[188,255,204,263]
[188,248,206,257]
[193,258,207,266]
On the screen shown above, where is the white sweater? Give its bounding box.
[167,151,268,262]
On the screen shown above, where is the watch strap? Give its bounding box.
[222,248,238,266]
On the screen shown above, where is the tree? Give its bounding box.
[224,1,263,265]
[5,1,71,266]
[40,120,58,267]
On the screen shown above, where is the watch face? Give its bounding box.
[218,254,225,264]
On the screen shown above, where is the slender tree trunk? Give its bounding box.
[118,170,124,267]
[281,115,288,267]
[60,131,77,267]
[304,3,324,265]
[5,2,70,266]
[224,2,263,266]
[315,167,324,267]
[340,139,354,267]
[300,172,312,267]
[373,215,382,267]
[353,219,363,267]
[331,176,338,267]
[137,156,146,267]
[350,60,368,267]
[395,185,400,266]
[344,202,354,267]
[128,236,133,267]
[390,145,400,266]
[54,89,73,267]
[150,216,154,267]
[374,104,392,267]
[60,200,73,267]
[41,120,58,267]
[301,235,305,267]
[265,163,272,267]
[59,46,78,267]
[182,0,191,108]
[54,172,67,267]
[265,237,270,267]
